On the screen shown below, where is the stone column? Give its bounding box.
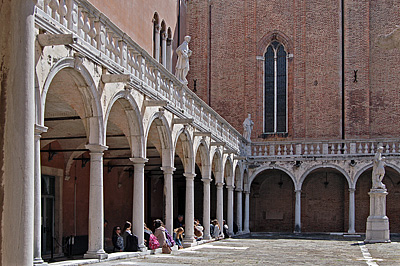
[236,189,243,234]
[161,166,175,234]
[34,125,48,265]
[202,177,212,240]
[84,144,108,259]
[243,191,250,233]
[0,1,36,264]
[166,38,173,72]
[183,173,196,247]
[294,189,302,233]
[130,158,148,251]
[227,185,234,236]
[216,182,224,227]
[348,188,356,234]
[365,188,390,243]
[154,24,160,62]
[161,32,167,67]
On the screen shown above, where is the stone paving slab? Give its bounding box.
[66,233,400,266]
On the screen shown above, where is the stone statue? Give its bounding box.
[372,146,386,189]
[175,36,192,85]
[243,114,254,142]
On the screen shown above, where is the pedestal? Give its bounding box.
[365,188,390,243]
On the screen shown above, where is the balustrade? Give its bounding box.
[250,140,400,158]
[35,0,243,152]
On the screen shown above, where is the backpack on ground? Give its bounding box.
[125,233,139,252]
[148,233,160,250]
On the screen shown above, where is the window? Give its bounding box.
[264,41,287,133]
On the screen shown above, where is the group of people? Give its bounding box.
[110,216,230,254]
[111,221,139,252]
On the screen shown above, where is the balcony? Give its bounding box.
[34,0,244,152]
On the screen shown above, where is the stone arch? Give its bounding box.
[104,90,145,158]
[248,165,297,191]
[211,148,223,183]
[234,162,243,190]
[194,138,211,177]
[40,57,104,144]
[173,127,194,173]
[144,111,173,165]
[299,164,351,190]
[224,156,234,186]
[354,162,400,189]
[257,30,293,56]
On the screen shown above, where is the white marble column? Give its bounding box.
[161,166,175,234]
[202,177,212,240]
[154,24,160,62]
[161,32,167,67]
[294,189,302,233]
[34,125,48,265]
[183,173,196,247]
[84,144,108,259]
[166,38,173,72]
[216,182,224,228]
[236,189,243,234]
[130,157,148,251]
[1,1,36,265]
[243,191,250,233]
[348,188,356,234]
[227,185,234,236]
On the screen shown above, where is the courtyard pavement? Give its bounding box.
[83,233,400,266]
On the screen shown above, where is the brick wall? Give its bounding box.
[187,0,400,141]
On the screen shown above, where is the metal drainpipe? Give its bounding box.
[341,0,345,140]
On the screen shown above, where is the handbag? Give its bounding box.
[162,243,172,254]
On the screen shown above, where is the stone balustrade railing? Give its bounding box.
[34,0,244,152]
[250,139,400,159]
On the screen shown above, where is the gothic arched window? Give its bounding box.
[264,41,287,133]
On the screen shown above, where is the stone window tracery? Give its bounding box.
[264,41,287,134]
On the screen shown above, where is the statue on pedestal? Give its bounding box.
[372,146,386,189]
[175,36,192,85]
[243,114,254,142]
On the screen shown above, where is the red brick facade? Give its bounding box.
[187,0,400,141]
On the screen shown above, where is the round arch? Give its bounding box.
[194,138,211,177]
[248,165,297,191]
[40,57,104,144]
[173,127,195,173]
[299,164,351,190]
[211,148,223,183]
[104,90,145,158]
[224,157,234,186]
[144,111,173,163]
[354,162,400,189]
[234,162,243,190]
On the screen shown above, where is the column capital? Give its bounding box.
[85,143,108,153]
[161,166,176,174]
[244,190,250,195]
[226,185,235,191]
[130,157,149,165]
[236,188,243,192]
[161,32,167,39]
[201,178,212,184]
[183,172,196,180]
[349,188,356,192]
[34,124,48,135]
[216,182,224,188]
[295,189,302,193]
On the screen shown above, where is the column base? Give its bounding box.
[203,234,212,240]
[183,237,197,248]
[33,258,48,265]
[243,229,250,234]
[365,216,390,243]
[347,229,356,234]
[84,250,108,260]
[139,245,148,252]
